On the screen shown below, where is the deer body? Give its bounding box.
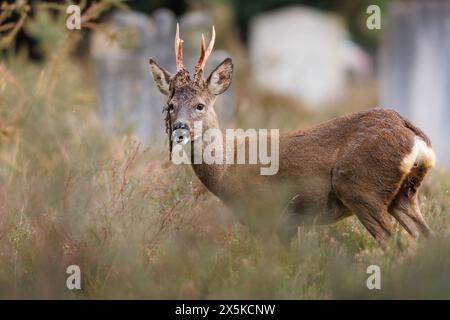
[149,26,435,244]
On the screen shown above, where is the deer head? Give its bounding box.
[149,24,233,150]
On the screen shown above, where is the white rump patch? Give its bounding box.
[400,137,436,173]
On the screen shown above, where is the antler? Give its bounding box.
[175,23,184,72]
[194,26,215,80]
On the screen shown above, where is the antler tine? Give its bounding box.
[200,33,206,58]
[204,25,216,64]
[195,26,215,76]
[175,23,184,72]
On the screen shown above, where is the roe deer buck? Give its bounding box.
[149,25,436,245]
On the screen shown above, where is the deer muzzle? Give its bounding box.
[172,122,190,145]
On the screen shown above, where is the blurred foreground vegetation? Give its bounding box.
[0,1,449,299]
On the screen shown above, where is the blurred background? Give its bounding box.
[0,0,449,299]
[4,0,450,165]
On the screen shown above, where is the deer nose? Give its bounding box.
[172,122,190,145]
[173,122,190,131]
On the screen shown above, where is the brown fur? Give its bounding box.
[149,34,435,245]
[190,108,435,244]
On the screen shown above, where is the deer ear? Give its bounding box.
[149,58,172,96]
[206,58,233,95]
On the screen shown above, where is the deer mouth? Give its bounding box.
[172,128,190,145]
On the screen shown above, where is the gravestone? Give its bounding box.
[90,9,235,144]
[380,0,450,167]
[249,6,371,108]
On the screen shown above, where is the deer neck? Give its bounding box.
[190,122,228,196]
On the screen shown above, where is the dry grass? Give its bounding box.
[0,2,449,299]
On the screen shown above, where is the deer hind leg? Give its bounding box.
[388,165,432,238]
[342,200,393,244]
[332,166,396,244]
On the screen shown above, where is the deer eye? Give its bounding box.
[168,103,174,113]
[196,104,205,112]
